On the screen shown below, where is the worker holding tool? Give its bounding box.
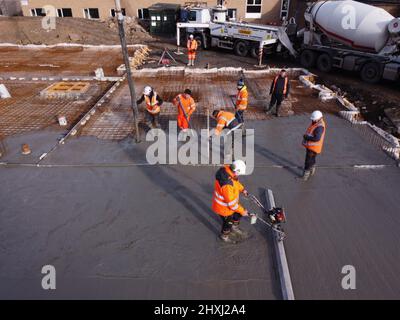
[212,160,250,243]
[187,34,198,67]
[302,110,326,180]
[173,89,196,130]
[211,109,242,136]
[266,69,290,117]
[136,86,163,129]
[235,78,248,126]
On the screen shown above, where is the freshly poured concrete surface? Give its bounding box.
[0,165,280,299]
[1,115,399,299]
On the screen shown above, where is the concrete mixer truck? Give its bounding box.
[297,0,400,83]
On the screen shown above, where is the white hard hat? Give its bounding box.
[231,159,246,176]
[143,86,152,96]
[310,110,323,121]
[189,34,194,39]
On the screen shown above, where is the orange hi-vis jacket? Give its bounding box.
[272,75,289,95]
[302,118,326,154]
[212,165,246,217]
[215,110,236,135]
[144,92,161,114]
[236,85,248,111]
[174,94,196,117]
[173,94,196,129]
[187,39,198,59]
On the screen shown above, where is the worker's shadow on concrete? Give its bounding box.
[168,165,214,200]
[255,143,302,177]
[135,164,220,235]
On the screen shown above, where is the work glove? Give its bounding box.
[242,210,249,217]
[242,189,249,197]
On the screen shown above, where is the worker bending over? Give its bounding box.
[136,86,163,129]
[212,160,249,243]
[235,78,248,128]
[302,110,326,181]
[267,69,290,117]
[187,34,198,66]
[211,110,242,136]
[173,89,196,130]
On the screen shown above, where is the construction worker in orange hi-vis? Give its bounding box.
[212,160,250,243]
[187,34,198,66]
[211,109,242,136]
[173,89,196,130]
[302,110,326,181]
[136,85,163,128]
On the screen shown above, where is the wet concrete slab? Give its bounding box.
[249,166,400,299]
[3,114,391,167]
[0,165,280,299]
[0,115,399,299]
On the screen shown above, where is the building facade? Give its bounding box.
[1,0,22,16]
[20,0,292,24]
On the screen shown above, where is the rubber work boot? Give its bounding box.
[302,170,311,181]
[219,233,237,244]
[310,166,316,176]
[231,224,250,240]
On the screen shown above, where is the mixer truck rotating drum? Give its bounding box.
[300,0,400,83]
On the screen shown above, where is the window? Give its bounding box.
[280,0,290,20]
[137,8,149,20]
[30,8,46,17]
[84,8,99,19]
[227,9,237,21]
[246,0,262,18]
[111,8,126,17]
[188,10,197,22]
[57,8,73,17]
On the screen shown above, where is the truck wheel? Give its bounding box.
[300,50,316,68]
[360,62,382,84]
[316,53,333,72]
[250,46,259,59]
[234,41,249,57]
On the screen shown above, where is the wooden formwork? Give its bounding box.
[117,46,151,75]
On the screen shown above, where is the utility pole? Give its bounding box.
[114,0,140,142]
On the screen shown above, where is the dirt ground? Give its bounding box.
[0,46,139,77]
[0,16,152,45]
